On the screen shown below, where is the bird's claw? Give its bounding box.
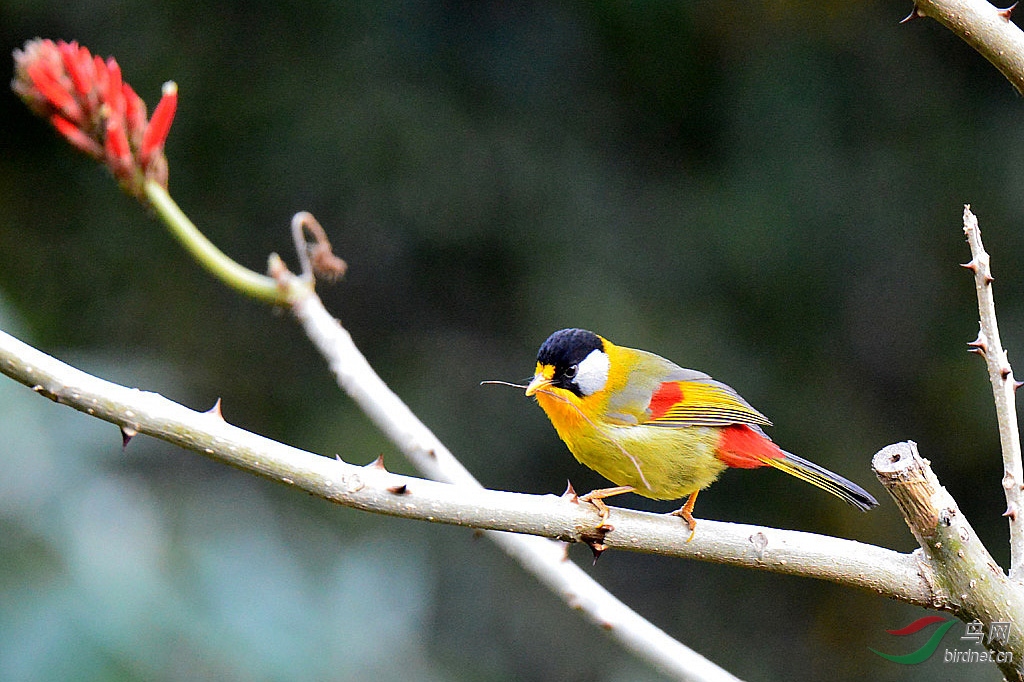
[671,491,700,542]
[580,493,613,529]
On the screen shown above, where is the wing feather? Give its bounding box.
[644,379,772,428]
[601,344,772,428]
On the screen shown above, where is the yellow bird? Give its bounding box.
[526,328,878,534]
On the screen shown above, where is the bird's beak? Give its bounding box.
[525,363,554,396]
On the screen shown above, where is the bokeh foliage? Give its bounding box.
[1,1,1019,680]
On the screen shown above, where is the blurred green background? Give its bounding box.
[0,0,1019,680]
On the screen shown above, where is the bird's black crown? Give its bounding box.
[536,328,603,370]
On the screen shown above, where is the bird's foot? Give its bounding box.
[579,485,635,530]
[669,491,700,542]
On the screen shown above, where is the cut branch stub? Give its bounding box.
[873,441,1024,680]
[873,442,941,538]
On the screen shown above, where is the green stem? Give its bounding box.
[143,180,294,305]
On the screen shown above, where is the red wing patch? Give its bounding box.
[648,382,684,420]
[644,381,773,427]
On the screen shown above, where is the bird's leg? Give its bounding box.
[579,485,636,528]
[670,491,700,542]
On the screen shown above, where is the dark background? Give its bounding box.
[0,1,1018,680]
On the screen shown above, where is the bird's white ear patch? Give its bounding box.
[575,349,610,396]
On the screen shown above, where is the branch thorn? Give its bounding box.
[562,480,579,503]
[120,425,137,448]
[365,454,388,471]
[967,335,988,356]
[204,397,224,419]
[387,483,409,495]
[998,2,1018,19]
[586,540,608,564]
[899,6,925,23]
[1004,503,1019,521]
[960,259,979,272]
[580,523,613,564]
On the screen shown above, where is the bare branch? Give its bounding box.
[961,205,1024,580]
[0,326,745,682]
[0,327,938,611]
[283,264,741,676]
[279,265,940,637]
[13,201,1024,674]
[911,0,1024,93]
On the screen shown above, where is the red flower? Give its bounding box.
[12,38,178,198]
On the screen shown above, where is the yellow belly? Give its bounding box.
[536,392,727,500]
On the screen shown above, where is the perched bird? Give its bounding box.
[525,328,878,536]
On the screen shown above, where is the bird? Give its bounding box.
[524,328,878,537]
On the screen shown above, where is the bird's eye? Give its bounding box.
[564,365,578,379]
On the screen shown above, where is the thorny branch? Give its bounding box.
[904,0,1024,93]
[0,324,738,682]
[0,327,929,597]
[8,265,1024,678]
[273,221,739,681]
[7,214,1024,679]
[9,197,1024,678]
[961,205,1024,580]
[11,12,1024,678]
